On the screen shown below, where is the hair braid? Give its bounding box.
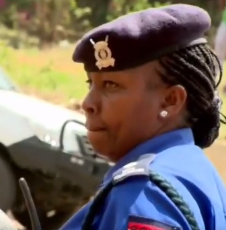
[158,44,224,148]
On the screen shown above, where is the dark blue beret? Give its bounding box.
[73,4,211,72]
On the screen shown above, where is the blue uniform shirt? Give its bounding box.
[60,128,226,230]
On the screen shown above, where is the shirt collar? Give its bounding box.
[102,128,194,186]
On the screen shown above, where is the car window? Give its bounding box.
[0,67,18,92]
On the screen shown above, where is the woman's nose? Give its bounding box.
[82,91,99,115]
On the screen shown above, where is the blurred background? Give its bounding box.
[0,0,222,104]
[0,0,226,229]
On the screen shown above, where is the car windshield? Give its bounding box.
[0,67,18,92]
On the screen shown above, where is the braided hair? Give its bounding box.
[158,44,225,149]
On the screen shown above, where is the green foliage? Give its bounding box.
[0,24,39,48]
[0,0,171,44]
[107,0,170,21]
[69,0,91,31]
[0,0,223,45]
[0,0,92,45]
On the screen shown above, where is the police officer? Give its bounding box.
[61,4,226,230]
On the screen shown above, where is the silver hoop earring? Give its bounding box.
[160,110,168,118]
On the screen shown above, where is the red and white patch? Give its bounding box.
[128,216,181,230]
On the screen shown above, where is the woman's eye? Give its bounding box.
[104,81,118,89]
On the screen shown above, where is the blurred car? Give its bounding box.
[0,67,112,229]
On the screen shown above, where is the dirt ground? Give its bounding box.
[205,141,226,182]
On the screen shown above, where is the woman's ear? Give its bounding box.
[162,85,187,116]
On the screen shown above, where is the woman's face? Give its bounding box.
[82,61,187,162]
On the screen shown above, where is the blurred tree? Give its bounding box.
[0,0,222,45]
[107,0,170,21]
[0,0,91,45]
[76,0,112,27]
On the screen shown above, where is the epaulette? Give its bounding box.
[112,153,156,184]
[82,153,200,230]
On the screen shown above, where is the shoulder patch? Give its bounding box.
[112,154,156,184]
[128,216,181,230]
